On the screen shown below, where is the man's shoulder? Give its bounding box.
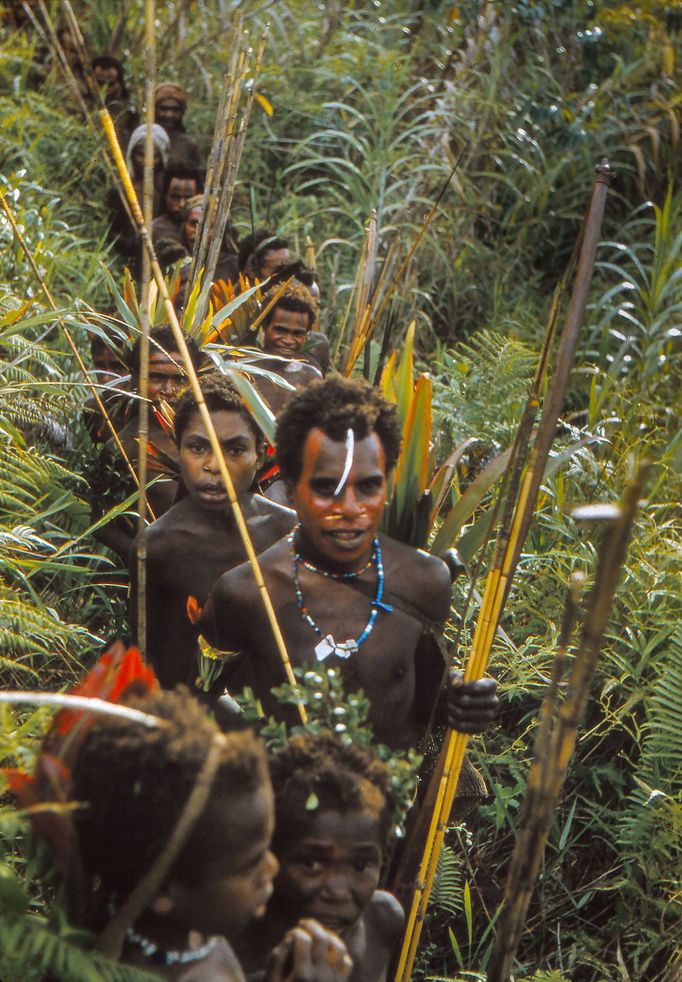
[143,498,195,540]
[211,536,289,602]
[251,494,295,528]
[380,535,451,623]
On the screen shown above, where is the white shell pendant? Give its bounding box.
[314,635,358,662]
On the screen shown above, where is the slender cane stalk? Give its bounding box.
[135,0,157,660]
[0,693,163,729]
[0,192,142,496]
[486,463,648,982]
[100,109,307,725]
[343,209,378,376]
[305,235,317,271]
[393,159,612,981]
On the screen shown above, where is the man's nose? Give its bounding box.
[319,872,352,902]
[336,485,363,517]
[203,451,220,473]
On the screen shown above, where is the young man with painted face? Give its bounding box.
[130,373,295,692]
[200,376,498,752]
[254,282,323,420]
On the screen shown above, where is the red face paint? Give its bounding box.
[291,428,387,573]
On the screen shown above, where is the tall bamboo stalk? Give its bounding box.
[393,159,612,981]
[486,462,648,981]
[100,109,307,725]
[135,0,157,661]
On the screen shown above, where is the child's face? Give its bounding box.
[179,409,261,510]
[168,782,278,940]
[273,798,384,938]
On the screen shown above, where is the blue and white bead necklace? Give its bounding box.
[288,525,393,662]
[126,928,220,966]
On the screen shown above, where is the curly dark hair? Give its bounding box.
[161,162,204,199]
[269,733,393,851]
[275,375,401,486]
[238,228,290,275]
[268,256,320,294]
[127,326,201,379]
[72,687,268,914]
[92,55,128,99]
[261,281,318,332]
[174,371,262,446]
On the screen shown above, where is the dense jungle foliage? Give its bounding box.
[0,1,680,980]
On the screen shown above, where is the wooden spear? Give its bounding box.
[486,463,649,981]
[99,108,307,725]
[134,0,158,661]
[393,159,612,981]
[190,39,244,294]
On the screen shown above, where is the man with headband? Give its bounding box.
[155,81,201,167]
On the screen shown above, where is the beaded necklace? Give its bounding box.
[126,928,220,966]
[289,528,393,661]
[288,525,374,580]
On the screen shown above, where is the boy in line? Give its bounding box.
[130,373,295,692]
[238,733,403,982]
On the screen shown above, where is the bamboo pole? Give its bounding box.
[393,159,612,981]
[99,109,307,725]
[486,463,648,981]
[135,0,157,660]
[204,33,265,284]
[0,192,141,493]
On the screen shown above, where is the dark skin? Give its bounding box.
[201,429,498,750]
[121,783,351,982]
[130,408,295,690]
[238,791,402,982]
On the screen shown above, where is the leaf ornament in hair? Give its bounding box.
[3,642,159,873]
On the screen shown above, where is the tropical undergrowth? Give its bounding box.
[0,1,680,979]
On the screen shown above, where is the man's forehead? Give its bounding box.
[301,428,386,473]
[168,178,195,192]
[149,349,182,367]
[184,409,253,441]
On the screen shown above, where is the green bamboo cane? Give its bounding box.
[135,0,157,660]
[486,462,649,982]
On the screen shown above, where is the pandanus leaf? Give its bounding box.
[392,373,432,525]
[429,438,479,526]
[431,446,513,557]
[393,321,416,429]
